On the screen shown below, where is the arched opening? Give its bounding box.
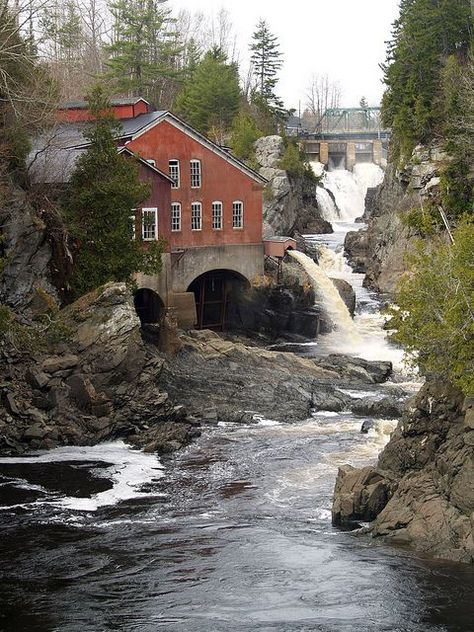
[187,269,250,331]
[134,288,165,325]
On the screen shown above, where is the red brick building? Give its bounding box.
[37,97,267,328]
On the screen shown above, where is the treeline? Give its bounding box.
[381,0,474,394]
[382,0,473,218]
[3,0,293,159]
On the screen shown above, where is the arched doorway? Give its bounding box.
[133,288,165,325]
[187,269,250,330]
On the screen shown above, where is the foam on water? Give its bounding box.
[0,441,164,512]
[315,186,339,221]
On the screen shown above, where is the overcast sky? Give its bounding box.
[171,0,401,111]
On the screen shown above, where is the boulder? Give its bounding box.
[331,278,356,317]
[42,355,79,374]
[332,465,391,525]
[351,396,404,418]
[332,380,474,562]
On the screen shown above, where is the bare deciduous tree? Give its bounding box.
[304,73,341,131]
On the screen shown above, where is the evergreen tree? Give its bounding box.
[250,19,284,113]
[107,0,182,105]
[381,0,471,160]
[175,47,240,141]
[65,86,163,299]
[230,111,262,164]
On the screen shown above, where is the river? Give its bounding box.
[0,169,473,631]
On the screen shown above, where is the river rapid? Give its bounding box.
[1,168,473,631]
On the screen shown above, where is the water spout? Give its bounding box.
[288,250,360,342]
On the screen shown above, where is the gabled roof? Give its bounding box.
[28,109,268,186]
[123,110,268,185]
[118,147,174,183]
[27,128,173,185]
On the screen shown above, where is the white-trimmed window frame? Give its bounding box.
[190,159,202,188]
[191,201,202,231]
[171,202,182,232]
[232,200,244,229]
[142,207,158,241]
[169,159,180,189]
[212,201,223,230]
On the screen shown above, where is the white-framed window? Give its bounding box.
[129,210,136,240]
[212,201,223,230]
[190,159,201,188]
[171,202,181,232]
[191,202,202,230]
[169,159,180,188]
[142,207,158,240]
[232,201,243,229]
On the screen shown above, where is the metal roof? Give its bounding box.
[58,97,151,109]
[28,110,267,186]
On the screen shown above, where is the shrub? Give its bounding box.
[387,217,474,393]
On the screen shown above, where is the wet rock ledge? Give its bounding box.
[332,380,474,563]
[1,282,396,456]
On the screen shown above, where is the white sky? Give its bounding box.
[171,0,401,111]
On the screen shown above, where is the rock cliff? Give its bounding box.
[255,135,332,238]
[0,189,59,317]
[0,283,199,455]
[344,144,448,293]
[332,380,473,562]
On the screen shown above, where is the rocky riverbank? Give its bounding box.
[0,282,399,457]
[333,380,474,563]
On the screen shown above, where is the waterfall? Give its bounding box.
[311,162,384,222]
[288,250,360,340]
[315,186,339,221]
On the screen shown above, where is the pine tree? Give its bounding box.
[107,0,182,105]
[230,111,262,164]
[381,0,471,160]
[65,86,163,299]
[175,47,240,141]
[250,19,283,113]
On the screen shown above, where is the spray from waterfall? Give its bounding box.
[316,244,353,279]
[288,250,360,341]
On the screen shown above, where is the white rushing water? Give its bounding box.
[311,162,384,222]
[304,225,412,374]
[315,186,339,221]
[288,249,360,342]
[0,441,164,511]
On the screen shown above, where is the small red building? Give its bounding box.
[35,97,267,328]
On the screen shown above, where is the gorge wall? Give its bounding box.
[344,144,449,293]
[255,135,332,238]
[334,145,474,563]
